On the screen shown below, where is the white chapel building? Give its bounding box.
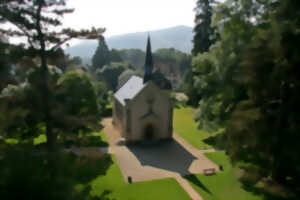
[112,36,173,144]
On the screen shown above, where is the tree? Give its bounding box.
[193,0,300,196]
[154,48,192,73]
[110,49,123,63]
[192,0,216,56]
[96,62,126,91]
[225,0,300,195]
[92,38,110,72]
[0,67,101,146]
[71,56,83,65]
[0,39,13,91]
[118,49,146,70]
[186,0,217,107]
[0,0,104,152]
[151,70,172,90]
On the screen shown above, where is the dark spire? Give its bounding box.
[143,35,153,83]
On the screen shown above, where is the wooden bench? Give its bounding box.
[203,168,216,175]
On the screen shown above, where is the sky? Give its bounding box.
[63,0,196,38]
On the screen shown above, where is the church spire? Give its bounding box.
[143,35,153,83]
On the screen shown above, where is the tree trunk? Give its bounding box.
[40,52,58,177]
[40,53,56,152]
[36,2,56,153]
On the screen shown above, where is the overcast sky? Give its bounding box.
[63,0,196,38]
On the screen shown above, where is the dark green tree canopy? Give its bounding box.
[96,62,126,91]
[192,0,216,55]
[110,48,123,63]
[192,0,300,196]
[92,38,110,72]
[151,70,172,90]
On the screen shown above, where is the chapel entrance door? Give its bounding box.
[144,124,154,140]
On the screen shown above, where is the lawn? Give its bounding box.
[173,107,220,150]
[90,156,192,200]
[185,152,281,200]
[83,129,109,147]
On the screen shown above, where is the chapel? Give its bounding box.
[112,36,173,144]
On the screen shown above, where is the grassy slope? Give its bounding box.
[185,152,278,200]
[91,156,192,200]
[173,107,219,150]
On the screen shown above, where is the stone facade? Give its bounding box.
[113,80,173,143]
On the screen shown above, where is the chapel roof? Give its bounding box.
[114,75,146,105]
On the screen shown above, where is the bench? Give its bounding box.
[203,168,216,175]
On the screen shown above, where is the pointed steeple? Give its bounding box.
[143,35,153,83]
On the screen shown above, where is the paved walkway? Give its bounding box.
[101,118,220,200]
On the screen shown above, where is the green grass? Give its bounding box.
[185,152,280,200]
[84,129,109,147]
[173,107,220,149]
[31,129,109,147]
[34,134,46,145]
[90,130,108,144]
[90,156,192,200]
[5,135,46,145]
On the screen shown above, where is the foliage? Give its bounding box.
[110,49,123,63]
[182,69,202,107]
[92,38,110,72]
[71,56,83,65]
[96,62,126,91]
[0,69,102,145]
[118,49,146,70]
[151,70,172,90]
[192,0,216,56]
[225,0,300,194]
[0,0,104,151]
[185,0,217,107]
[0,40,13,91]
[93,81,109,113]
[0,146,113,200]
[192,0,300,195]
[54,71,101,137]
[154,48,192,73]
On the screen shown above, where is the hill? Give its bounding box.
[65,26,193,58]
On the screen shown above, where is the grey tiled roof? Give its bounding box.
[114,76,146,105]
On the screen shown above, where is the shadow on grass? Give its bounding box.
[240,181,292,200]
[185,174,212,195]
[82,136,109,147]
[237,166,296,200]
[57,136,109,148]
[0,146,113,200]
[203,134,226,150]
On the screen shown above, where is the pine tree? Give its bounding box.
[0,39,12,91]
[0,0,104,152]
[192,0,216,56]
[92,38,110,72]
